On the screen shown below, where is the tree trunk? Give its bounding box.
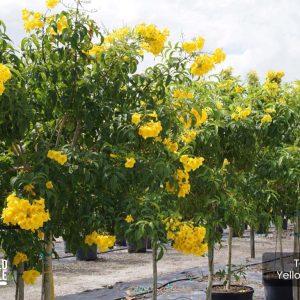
[152,242,158,300]
[15,263,24,300]
[42,233,54,300]
[277,226,284,271]
[225,227,233,290]
[293,215,300,300]
[250,227,255,258]
[206,242,214,300]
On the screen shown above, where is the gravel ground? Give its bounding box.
[0,225,294,299]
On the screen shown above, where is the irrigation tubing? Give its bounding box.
[57,246,128,259]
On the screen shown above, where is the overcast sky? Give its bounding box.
[1,0,299,81]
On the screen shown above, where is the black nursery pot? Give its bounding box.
[115,239,127,247]
[282,218,288,230]
[127,239,147,253]
[256,223,268,234]
[212,285,254,300]
[76,245,98,261]
[263,272,293,300]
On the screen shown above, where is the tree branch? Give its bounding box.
[55,114,68,147]
[71,120,81,148]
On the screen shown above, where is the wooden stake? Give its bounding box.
[206,242,214,300]
[152,243,158,300]
[225,227,233,290]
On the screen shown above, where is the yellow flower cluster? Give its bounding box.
[0,64,12,95]
[163,217,182,239]
[235,85,245,94]
[46,0,60,9]
[125,157,136,168]
[176,169,190,198]
[180,155,205,172]
[131,113,142,125]
[265,108,276,113]
[261,114,272,124]
[266,70,285,84]
[231,106,251,121]
[46,181,54,189]
[173,89,193,99]
[182,36,205,54]
[48,16,68,35]
[125,214,134,223]
[135,23,169,55]
[23,184,36,196]
[22,9,44,32]
[57,16,68,33]
[165,181,177,194]
[22,269,40,285]
[47,150,68,165]
[2,194,50,231]
[87,45,105,57]
[13,252,28,266]
[138,121,163,139]
[212,48,226,64]
[37,230,45,240]
[181,129,197,144]
[173,224,207,256]
[166,155,204,198]
[163,138,178,153]
[105,27,131,44]
[191,55,215,77]
[163,218,207,256]
[190,48,225,76]
[148,111,158,119]
[263,81,279,96]
[84,231,116,252]
[191,108,207,127]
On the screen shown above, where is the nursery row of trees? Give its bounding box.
[0,0,299,299]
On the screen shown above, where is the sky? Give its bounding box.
[0,0,299,82]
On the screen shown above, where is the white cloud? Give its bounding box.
[0,0,299,81]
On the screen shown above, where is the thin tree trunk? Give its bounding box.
[71,120,81,148]
[277,226,284,271]
[293,215,300,300]
[152,242,158,300]
[250,227,255,258]
[42,233,54,300]
[225,227,233,290]
[206,242,214,300]
[55,114,67,147]
[15,263,24,300]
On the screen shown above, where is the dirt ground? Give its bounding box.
[1,226,294,300]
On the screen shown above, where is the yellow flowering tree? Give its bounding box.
[0,1,224,299]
